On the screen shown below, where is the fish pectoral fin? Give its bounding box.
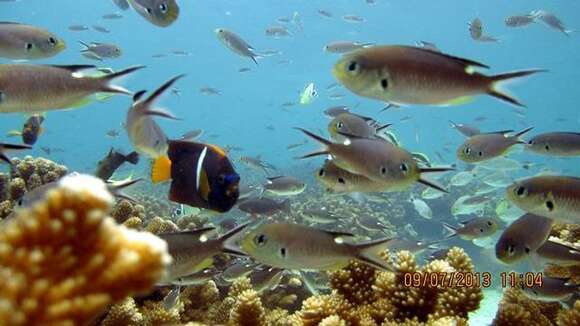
[6,130,22,137]
[198,168,210,201]
[68,97,94,109]
[151,155,172,183]
[439,96,475,106]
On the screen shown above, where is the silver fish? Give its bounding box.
[126,75,183,158]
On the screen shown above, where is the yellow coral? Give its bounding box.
[319,314,346,326]
[101,297,144,326]
[492,287,560,326]
[123,216,143,230]
[141,300,182,325]
[0,174,171,326]
[329,260,377,305]
[229,289,266,326]
[145,216,180,234]
[558,299,580,325]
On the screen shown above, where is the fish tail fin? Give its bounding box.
[221,222,252,257]
[354,237,396,272]
[151,155,172,183]
[99,65,146,95]
[251,55,259,65]
[144,74,186,105]
[0,143,32,165]
[78,40,90,50]
[488,69,546,107]
[376,124,392,132]
[418,177,449,193]
[442,223,458,239]
[125,151,140,165]
[513,126,534,143]
[293,127,331,159]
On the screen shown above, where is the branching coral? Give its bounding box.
[0,174,171,326]
[292,247,482,326]
[10,156,67,191]
[111,199,145,224]
[94,247,484,326]
[145,216,180,234]
[492,287,561,326]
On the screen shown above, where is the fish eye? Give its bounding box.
[524,247,530,254]
[479,228,484,233]
[544,144,550,151]
[0,91,4,103]
[48,37,56,45]
[545,200,554,211]
[17,199,23,206]
[532,290,538,296]
[400,163,409,173]
[515,186,527,197]
[217,174,225,184]
[337,177,345,184]
[254,234,267,246]
[159,2,168,13]
[347,61,359,73]
[528,140,534,145]
[477,151,483,157]
[318,169,325,177]
[336,121,344,130]
[487,221,493,226]
[280,247,287,258]
[380,166,387,175]
[25,43,33,51]
[463,147,471,155]
[507,245,515,255]
[380,78,388,90]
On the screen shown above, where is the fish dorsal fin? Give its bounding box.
[0,22,22,25]
[409,46,490,69]
[267,176,284,182]
[47,64,96,72]
[133,90,147,102]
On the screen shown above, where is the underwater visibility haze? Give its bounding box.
[0,0,580,325]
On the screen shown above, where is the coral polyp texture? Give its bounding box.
[0,174,171,326]
[98,246,481,325]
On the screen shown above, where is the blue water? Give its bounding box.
[2,0,580,324]
[2,0,578,174]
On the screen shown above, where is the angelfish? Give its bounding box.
[151,139,240,213]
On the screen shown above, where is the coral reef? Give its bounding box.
[97,247,480,326]
[492,287,562,326]
[0,174,171,326]
[10,156,68,191]
[111,199,146,224]
[145,215,180,234]
[492,221,580,326]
